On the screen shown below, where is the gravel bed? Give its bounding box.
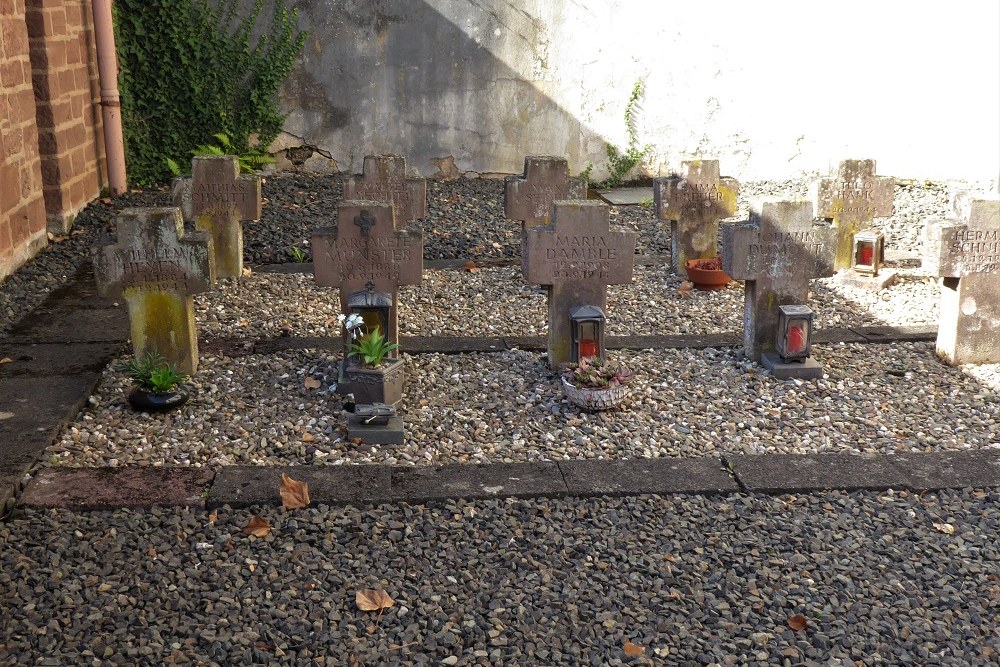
[3,489,998,665]
[41,342,999,469]
[198,265,939,341]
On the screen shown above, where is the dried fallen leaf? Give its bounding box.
[280,473,310,509]
[0,357,13,364]
[304,377,322,390]
[677,281,694,298]
[356,588,395,611]
[301,432,315,443]
[787,614,808,631]
[623,641,645,657]
[933,523,955,535]
[207,510,218,523]
[462,260,479,273]
[241,267,252,277]
[243,516,271,537]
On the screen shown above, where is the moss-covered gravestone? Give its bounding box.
[505,156,588,229]
[92,208,214,375]
[722,200,836,375]
[923,193,1000,365]
[522,200,637,368]
[653,159,739,273]
[812,159,894,271]
[189,156,262,279]
[343,155,427,224]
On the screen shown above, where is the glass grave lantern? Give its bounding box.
[851,229,885,276]
[344,281,393,365]
[775,305,814,363]
[570,305,606,362]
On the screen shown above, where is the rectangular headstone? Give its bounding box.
[505,156,587,228]
[922,193,1000,364]
[343,155,427,223]
[313,201,423,348]
[812,159,894,270]
[92,208,214,375]
[188,155,262,278]
[522,200,637,367]
[722,200,836,362]
[653,159,739,272]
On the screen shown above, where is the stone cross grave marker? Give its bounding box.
[313,201,423,349]
[812,159,894,271]
[653,159,739,272]
[722,200,836,363]
[922,192,1000,364]
[188,155,262,279]
[523,200,637,368]
[343,155,427,223]
[505,156,588,228]
[92,207,214,375]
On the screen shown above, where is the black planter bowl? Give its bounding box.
[127,386,189,412]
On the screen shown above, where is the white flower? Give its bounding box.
[336,313,346,325]
[345,314,364,330]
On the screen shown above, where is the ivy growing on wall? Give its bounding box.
[114,0,306,186]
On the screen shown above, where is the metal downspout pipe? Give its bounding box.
[91,0,127,194]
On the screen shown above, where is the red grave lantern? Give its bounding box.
[570,305,606,362]
[852,229,885,276]
[775,305,814,363]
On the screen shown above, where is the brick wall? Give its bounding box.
[26,0,106,234]
[0,0,47,282]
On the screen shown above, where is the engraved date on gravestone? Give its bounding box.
[545,235,619,279]
[947,228,1000,271]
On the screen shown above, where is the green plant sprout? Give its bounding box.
[347,326,399,368]
[115,351,187,392]
[580,81,654,189]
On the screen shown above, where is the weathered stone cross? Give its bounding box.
[189,155,262,279]
[523,200,637,368]
[505,156,587,229]
[343,155,427,223]
[312,201,424,349]
[813,159,894,270]
[722,200,836,362]
[92,208,214,375]
[922,193,1000,364]
[653,159,739,272]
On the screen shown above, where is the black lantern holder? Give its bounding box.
[775,304,814,363]
[851,229,885,276]
[569,305,606,363]
[344,284,393,371]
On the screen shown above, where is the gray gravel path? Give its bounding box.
[2,489,997,666]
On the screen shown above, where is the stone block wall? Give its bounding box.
[1,0,105,282]
[0,0,47,282]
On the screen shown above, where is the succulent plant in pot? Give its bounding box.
[560,356,634,411]
[115,351,189,412]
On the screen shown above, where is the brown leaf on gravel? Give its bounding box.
[0,357,12,364]
[462,260,479,273]
[280,473,310,509]
[787,614,808,631]
[243,516,271,537]
[304,377,322,390]
[356,588,395,611]
[677,281,694,297]
[301,432,316,443]
[623,641,645,657]
[933,522,955,535]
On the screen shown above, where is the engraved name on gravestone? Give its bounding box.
[187,155,262,279]
[92,208,214,375]
[722,200,836,363]
[812,159,894,271]
[343,155,427,223]
[922,193,1000,365]
[312,201,423,349]
[653,159,739,272]
[523,200,637,368]
[505,156,588,229]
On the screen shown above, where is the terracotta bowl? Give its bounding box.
[684,258,732,291]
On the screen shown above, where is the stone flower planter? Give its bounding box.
[561,377,631,411]
[343,357,405,408]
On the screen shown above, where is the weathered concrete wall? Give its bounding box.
[273,0,1000,182]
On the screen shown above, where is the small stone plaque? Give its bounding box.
[343,155,427,223]
[92,207,214,374]
[653,159,738,272]
[505,156,587,228]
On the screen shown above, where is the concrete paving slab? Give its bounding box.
[1,481,13,516]
[559,457,737,497]
[400,336,506,353]
[0,342,122,377]
[253,336,342,354]
[852,325,936,344]
[35,263,117,309]
[891,450,1000,490]
[728,453,910,493]
[7,306,127,344]
[209,465,391,509]
[20,467,216,510]
[813,328,868,344]
[0,373,102,486]
[596,187,654,205]
[390,462,566,503]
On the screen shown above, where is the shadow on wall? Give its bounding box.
[275,0,613,177]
